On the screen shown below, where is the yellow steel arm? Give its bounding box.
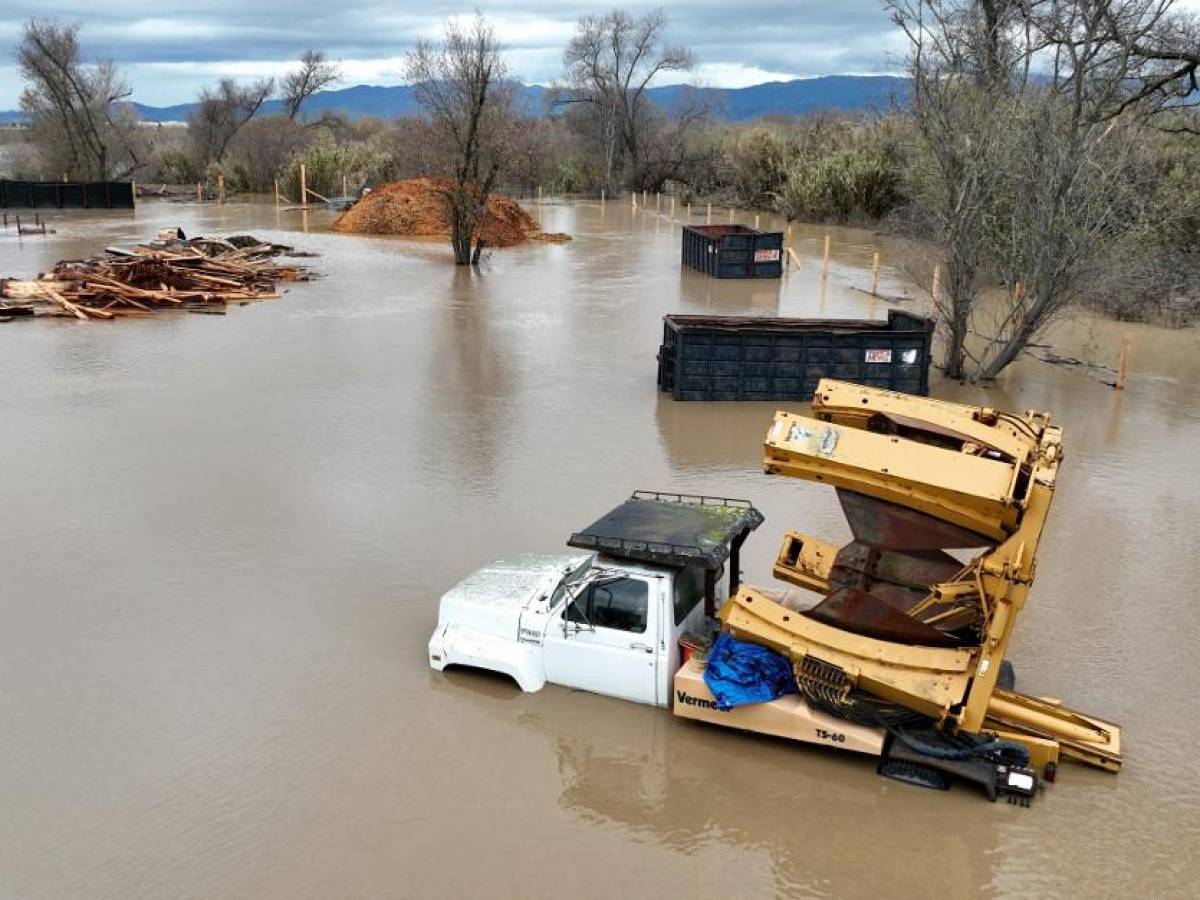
[729,379,1120,772]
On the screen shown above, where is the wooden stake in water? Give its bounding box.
[274,178,281,207]
[197,182,202,203]
[300,163,308,209]
[1116,333,1133,390]
[631,192,636,209]
[706,203,711,224]
[656,191,661,211]
[343,174,349,198]
[217,174,225,205]
[822,234,831,279]
[538,185,543,203]
[754,214,760,230]
[870,251,881,295]
[728,208,734,224]
[686,202,691,219]
[600,189,605,206]
[670,196,675,218]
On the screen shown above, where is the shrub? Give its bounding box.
[280,136,397,198]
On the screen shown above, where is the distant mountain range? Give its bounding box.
[0,75,909,126]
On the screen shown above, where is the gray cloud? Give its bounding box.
[0,1,907,107]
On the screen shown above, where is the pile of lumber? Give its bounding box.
[0,234,314,321]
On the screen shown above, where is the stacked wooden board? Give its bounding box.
[0,235,313,321]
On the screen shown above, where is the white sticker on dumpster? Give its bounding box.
[865,349,893,363]
[754,249,780,263]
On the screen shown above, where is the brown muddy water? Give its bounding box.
[1,198,1198,899]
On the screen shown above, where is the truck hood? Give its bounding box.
[436,552,594,640]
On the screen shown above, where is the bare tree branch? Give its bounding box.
[281,49,341,121]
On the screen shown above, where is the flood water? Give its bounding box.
[2,197,1198,898]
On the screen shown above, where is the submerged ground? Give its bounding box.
[1,198,1197,898]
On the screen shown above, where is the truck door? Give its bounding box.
[543,574,660,706]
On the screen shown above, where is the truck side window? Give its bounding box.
[568,578,648,633]
[673,565,706,626]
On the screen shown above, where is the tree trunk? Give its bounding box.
[450,209,473,265]
[939,258,973,380]
[941,312,968,380]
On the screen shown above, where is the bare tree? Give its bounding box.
[1036,1,1200,131]
[406,14,518,265]
[559,8,699,191]
[187,77,274,167]
[889,1,1018,377]
[889,0,1196,381]
[281,50,341,121]
[16,18,146,179]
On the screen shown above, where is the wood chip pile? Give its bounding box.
[0,235,314,321]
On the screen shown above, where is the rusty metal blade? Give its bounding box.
[838,489,993,550]
[803,586,965,647]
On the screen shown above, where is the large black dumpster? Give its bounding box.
[657,310,934,401]
[0,179,136,209]
[681,224,784,279]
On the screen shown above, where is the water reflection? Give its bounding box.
[0,197,1197,898]
[440,666,1003,897]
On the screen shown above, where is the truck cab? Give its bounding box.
[428,492,763,707]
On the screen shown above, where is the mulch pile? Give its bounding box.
[333,178,570,246]
[0,234,314,321]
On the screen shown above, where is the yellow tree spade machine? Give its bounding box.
[719,379,1121,800]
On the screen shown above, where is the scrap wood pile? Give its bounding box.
[0,233,315,321]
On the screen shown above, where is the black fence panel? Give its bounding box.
[657,310,934,401]
[0,179,135,209]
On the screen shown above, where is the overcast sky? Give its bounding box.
[0,1,913,108]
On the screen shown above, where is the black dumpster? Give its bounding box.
[657,310,934,401]
[681,224,783,279]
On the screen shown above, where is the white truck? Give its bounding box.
[428,492,884,756]
[428,492,756,707]
[428,488,1037,804]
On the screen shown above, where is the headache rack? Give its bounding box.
[568,491,765,614]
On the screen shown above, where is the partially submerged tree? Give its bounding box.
[559,8,703,191]
[406,14,518,265]
[889,0,1199,381]
[187,77,274,168]
[16,18,147,179]
[281,49,341,121]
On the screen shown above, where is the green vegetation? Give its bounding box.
[6,4,1199,352]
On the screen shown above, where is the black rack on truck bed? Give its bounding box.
[568,491,764,613]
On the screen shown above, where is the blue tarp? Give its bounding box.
[702,632,798,711]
